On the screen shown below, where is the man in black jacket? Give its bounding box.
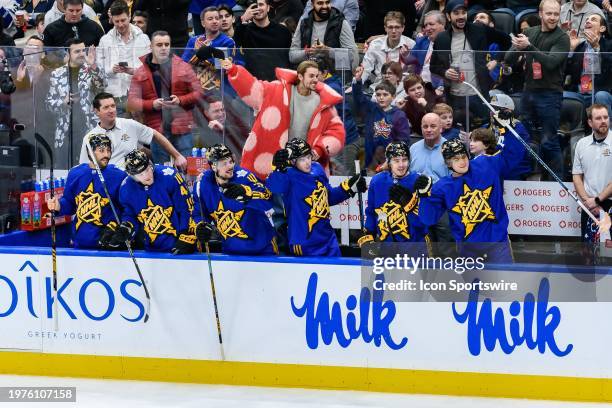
[43,0,104,47]
[235,0,293,81]
[134,0,191,49]
[289,0,358,70]
[430,0,511,129]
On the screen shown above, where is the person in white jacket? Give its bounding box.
[44,0,99,26]
[96,1,151,117]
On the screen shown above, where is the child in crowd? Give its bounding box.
[372,61,406,106]
[398,74,443,136]
[353,65,411,173]
[469,127,498,159]
[433,103,460,141]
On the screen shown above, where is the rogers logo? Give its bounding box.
[559,189,567,198]
[559,220,581,229]
[514,188,521,196]
[513,219,552,228]
[519,188,551,197]
[532,204,539,212]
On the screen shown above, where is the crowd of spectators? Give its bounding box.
[0,0,610,229]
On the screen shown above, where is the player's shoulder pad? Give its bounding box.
[160,166,176,177]
[310,162,326,176]
[233,167,250,180]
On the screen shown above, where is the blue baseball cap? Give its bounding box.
[445,0,468,14]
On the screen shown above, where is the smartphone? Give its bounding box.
[164,96,173,101]
[118,61,128,67]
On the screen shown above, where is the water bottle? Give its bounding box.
[192,147,199,157]
[201,148,207,159]
[35,181,43,192]
[43,179,49,191]
[33,192,41,227]
[21,196,31,225]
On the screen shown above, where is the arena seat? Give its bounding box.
[560,92,585,138]
[515,8,538,32]
[491,8,517,34]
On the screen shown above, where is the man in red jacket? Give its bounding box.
[127,31,202,164]
[221,58,345,180]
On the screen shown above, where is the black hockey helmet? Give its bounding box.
[442,139,468,161]
[286,138,312,161]
[206,144,233,163]
[385,141,410,162]
[87,133,112,151]
[124,150,151,176]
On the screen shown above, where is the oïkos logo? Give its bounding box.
[290,272,407,350]
[0,260,145,322]
[452,278,573,357]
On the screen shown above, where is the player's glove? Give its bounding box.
[196,221,215,244]
[389,184,415,212]
[414,175,433,197]
[342,173,367,197]
[222,182,253,203]
[98,221,118,249]
[492,112,511,129]
[108,221,134,248]
[357,232,375,247]
[171,231,196,255]
[272,148,290,172]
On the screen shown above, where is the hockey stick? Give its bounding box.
[34,133,59,331]
[196,179,226,360]
[85,141,151,323]
[461,81,599,224]
[354,160,366,232]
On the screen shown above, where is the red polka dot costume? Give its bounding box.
[226,64,346,180]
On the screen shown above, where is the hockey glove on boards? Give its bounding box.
[171,231,196,255]
[196,221,215,244]
[98,221,118,249]
[108,221,134,248]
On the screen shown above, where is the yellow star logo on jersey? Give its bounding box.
[74,182,109,230]
[376,201,411,241]
[211,201,248,239]
[137,198,176,243]
[451,184,496,238]
[304,181,330,233]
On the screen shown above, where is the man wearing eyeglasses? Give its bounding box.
[361,11,415,90]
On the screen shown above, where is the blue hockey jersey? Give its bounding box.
[489,120,532,180]
[419,130,525,243]
[59,164,126,249]
[193,165,277,255]
[119,166,195,252]
[266,162,350,257]
[364,171,429,243]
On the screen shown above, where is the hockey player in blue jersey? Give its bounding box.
[487,92,531,180]
[47,134,126,249]
[419,130,525,262]
[110,150,196,254]
[266,139,367,257]
[193,144,278,255]
[358,141,433,247]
